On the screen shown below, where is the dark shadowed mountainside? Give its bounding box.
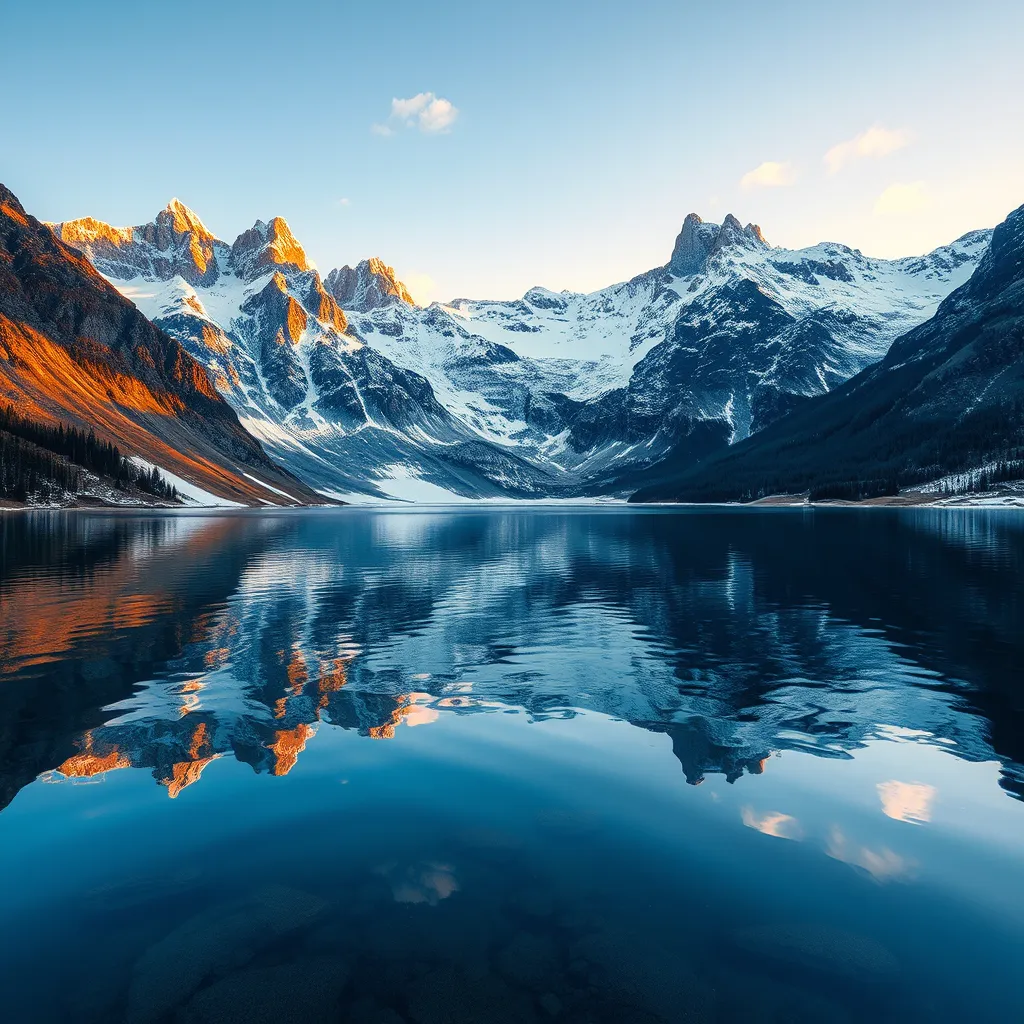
[630,202,1024,503]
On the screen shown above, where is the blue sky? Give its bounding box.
[2,0,1022,302]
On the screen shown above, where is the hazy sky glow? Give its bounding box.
[2,0,1022,302]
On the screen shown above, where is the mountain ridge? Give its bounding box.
[51,196,994,500]
[0,184,321,506]
[630,202,1024,503]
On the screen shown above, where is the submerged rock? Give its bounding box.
[496,929,559,987]
[538,991,563,1017]
[345,995,407,1024]
[81,868,204,918]
[569,928,715,1022]
[730,923,900,983]
[405,964,539,1024]
[177,956,349,1024]
[127,884,325,1023]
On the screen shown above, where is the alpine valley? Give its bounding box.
[48,193,996,502]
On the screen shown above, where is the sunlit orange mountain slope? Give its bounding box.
[0,184,320,505]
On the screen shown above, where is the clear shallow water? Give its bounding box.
[0,507,1022,1024]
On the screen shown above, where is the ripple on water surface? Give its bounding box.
[0,507,1022,1023]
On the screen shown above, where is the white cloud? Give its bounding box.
[740,160,798,190]
[826,825,914,882]
[825,125,911,175]
[742,807,803,840]
[873,181,931,216]
[877,780,935,824]
[375,92,459,136]
[391,93,432,120]
[418,96,458,134]
[337,197,351,207]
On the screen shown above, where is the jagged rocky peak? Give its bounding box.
[912,203,1024,322]
[668,213,718,277]
[137,198,218,284]
[230,216,311,282]
[49,198,220,287]
[324,257,414,312]
[299,271,349,333]
[155,198,214,243]
[51,216,134,249]
[0,183,23,213]
[242,271,309,346]
[668,212,768,277]
[711,213,768,257]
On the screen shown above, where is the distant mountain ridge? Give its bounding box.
[0,185,318,506]
[631,202,1024,503]
[53,197,992,500]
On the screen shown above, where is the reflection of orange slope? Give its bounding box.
[268,723,316,776]
[162,682,220,795]
[369,692,439,740]
[161,755,219,798]
[0,587,171,677]
[0,518,237,677]
[286,648,309,694]
[188,722,211,760]
[57,732,131,778]
[318,658,349,693]
[317,657,349,710]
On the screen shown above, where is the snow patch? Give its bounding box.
[130,457,245,508]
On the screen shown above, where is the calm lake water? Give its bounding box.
[0,507,1022,1024]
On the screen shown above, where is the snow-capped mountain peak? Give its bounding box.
[229,216,311,281]
[161,197,213,240]
[52,216,134,250]
[324,257,415,312]
[52,199,220,287]
[668,212,768,277]
[57,199,995,502]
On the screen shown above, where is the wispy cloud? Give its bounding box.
[873,181,931,216]
[826,825,914,882]
[825,125,911,175]
[740,160,798,190]
[373,92,459,136]
[742,807,803,840]
[337,197,351,207]
[877,780,935,824]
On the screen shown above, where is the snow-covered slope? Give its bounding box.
[53,204,991,499]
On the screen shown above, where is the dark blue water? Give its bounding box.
[0,507,1022,1023]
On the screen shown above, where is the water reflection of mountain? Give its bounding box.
[1,508,1021,811]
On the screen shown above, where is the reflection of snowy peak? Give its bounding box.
[55,203,992,499]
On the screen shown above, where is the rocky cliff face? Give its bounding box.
[324,258,414,311]
[55,197,993,499]
[668,212,766,276]
[0,185,318,505]
[54,202,557,499]
[631,202,1024,503]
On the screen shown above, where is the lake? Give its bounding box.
[0,506,1021,1024]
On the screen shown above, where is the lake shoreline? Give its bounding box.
[3,495,1024,512]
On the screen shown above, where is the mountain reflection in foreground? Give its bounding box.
[0,507,1022,1024]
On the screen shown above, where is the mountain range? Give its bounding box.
[0,186,318,506]
[51,196,991,501]
[1,179,1020,506]
[632,202,1024,503]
